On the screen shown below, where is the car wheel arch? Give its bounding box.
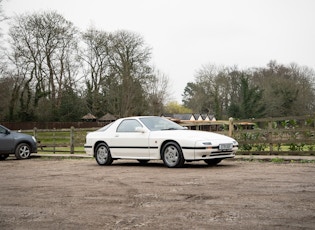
[93,141,108,156]
[160,140,185,168]
[160,140,182,158]
[15,140,32,149]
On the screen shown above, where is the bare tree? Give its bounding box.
[0,0,7,36]
[183,64,240,118]
[144,68,171,115]
[80,27,111,116]
[0,0,8,74]
[184,61,315,119]
[0,0,9,120]
[7,11,79,121]
[107,30,152,117]
[252,61,315,116]
[80,29,170,118]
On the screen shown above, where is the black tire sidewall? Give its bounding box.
[162,141,185,168]
[95,143,113,166]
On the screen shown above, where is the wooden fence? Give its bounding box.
[25,115,315,155]
[230,115,315,156]
[29,127,96,154]
[176,115,315,156]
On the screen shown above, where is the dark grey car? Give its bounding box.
[0,125,37,160]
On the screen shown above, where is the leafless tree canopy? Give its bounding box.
[0,8,171,121]
[183,61,315,119]
[0,5,314,121]
[6,11,79,120]
[80,28,170,118]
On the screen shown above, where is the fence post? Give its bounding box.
[53,128,56,154]
[33,127,37,140]
[70,126,74,154]
[268,121,273,154]
[228,117,234,137]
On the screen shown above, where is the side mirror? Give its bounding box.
[5,129,11,135]
[135,127,146,133]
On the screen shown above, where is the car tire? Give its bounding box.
[162,141,185,168]
[0,154,9,160]
[95,143,113,166]
[15,143,31,160]
[204,159,222,166]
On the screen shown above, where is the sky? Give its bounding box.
[3,0,315,102]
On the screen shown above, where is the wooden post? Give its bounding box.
[53,128,56,154]
[33,127,37,139]
[268,121,273,154]
[228,117,234,137]
[70,126,74,154]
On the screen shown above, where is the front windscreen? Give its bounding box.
[139,117,185,131]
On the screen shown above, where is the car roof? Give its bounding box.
[119,116,159,120]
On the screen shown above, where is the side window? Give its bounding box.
[0,126,6,134]
[117,120,142,132]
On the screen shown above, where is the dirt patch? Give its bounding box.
[1,157,314,229]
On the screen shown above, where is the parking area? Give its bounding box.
[1,157,315,229]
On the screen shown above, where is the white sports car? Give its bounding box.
[84,116,238,168]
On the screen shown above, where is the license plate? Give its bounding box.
[219,143,233,150]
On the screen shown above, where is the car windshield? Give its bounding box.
[140,117,186,131]
[0,125,9,134]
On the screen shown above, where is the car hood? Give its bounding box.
[152,130,237,143]
[11,131,33,140]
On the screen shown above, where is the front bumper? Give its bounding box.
[183,146,238,160]
[84,145,93,156]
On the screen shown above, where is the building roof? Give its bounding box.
[98,113,117,122]
[162,113,216,121]
[81,113,97,120]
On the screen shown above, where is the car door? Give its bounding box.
[0,126,14,153]
[109,119,150,159]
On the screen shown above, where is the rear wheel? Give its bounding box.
[15,143,31,159]
[0,154,9,160]
[204,159,222,166]
[95,143,113,166]
[162,142,185,168]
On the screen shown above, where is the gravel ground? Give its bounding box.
[1,157,315,229]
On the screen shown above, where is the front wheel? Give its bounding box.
[95,143,113,166]
[15,143,31,159]
[162,142,185,168]
[204,159,222,166]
